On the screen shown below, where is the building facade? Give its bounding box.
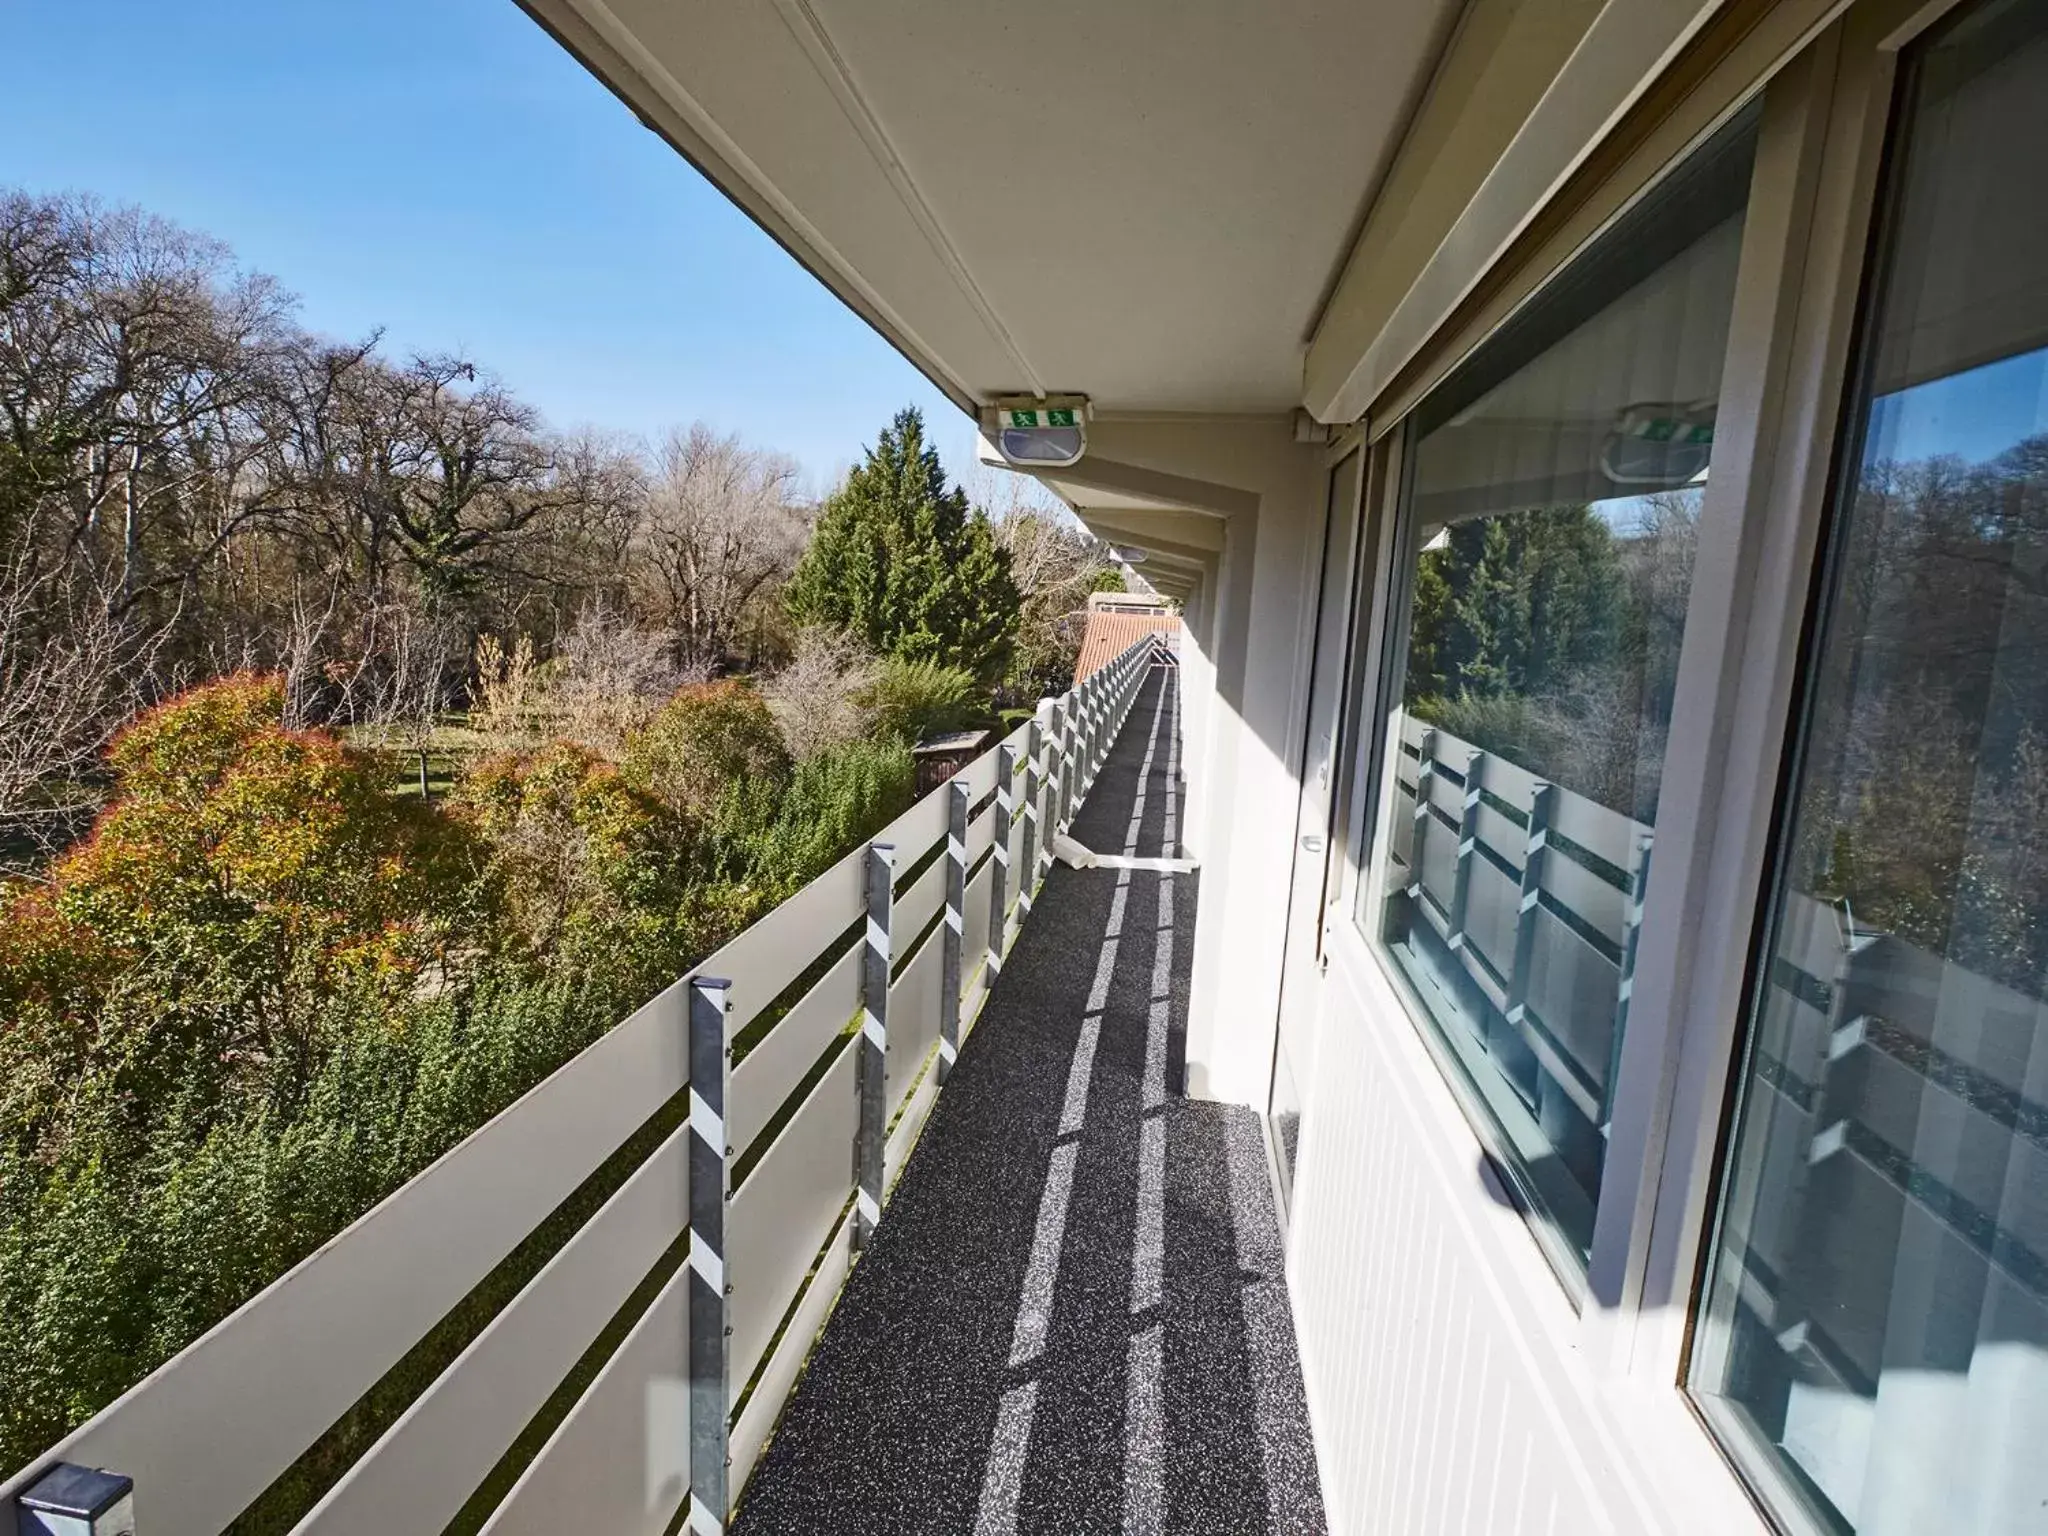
[457,0,2048,1526]
[520,1,2048,1527]
[7,2,2043,1532]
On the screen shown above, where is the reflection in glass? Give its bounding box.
[1362,110,1758,1268]
[1692,3,2048,1529]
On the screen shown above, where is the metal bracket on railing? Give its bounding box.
[1409,727,1437,900]
[1447,748,1486,952]
[939,786,968,1085]
[1019,720,1042,912]
[1056,695,1076,832]
[1083,687,1101,795]
[855,844,893,1249]
[1504,781,1552,1031]
[987,748,1015,976]
[1603,832,1654,1134]
[687,975,733,1536]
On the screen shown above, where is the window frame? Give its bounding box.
[1316,0,1978,1486]
[1674,0,2048,1527]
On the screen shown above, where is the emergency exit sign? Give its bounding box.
[998,405,1079,429]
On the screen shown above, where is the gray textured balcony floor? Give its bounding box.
[735,667,1327,1536]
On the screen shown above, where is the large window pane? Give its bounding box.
[1692,2,2048,1529]
[1360,108,1759,1269]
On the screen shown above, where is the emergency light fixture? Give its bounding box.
[988,395,1088,469]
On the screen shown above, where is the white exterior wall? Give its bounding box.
[1070,418,1325,1112]
[1176,576,1216,862]
[1277,923,1771,1536]
[1182,484,1321,1108]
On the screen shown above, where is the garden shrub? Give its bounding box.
[858,656,980,742]
[0,663,916,1476]
[624,680,790,820]
[719,735,917,898]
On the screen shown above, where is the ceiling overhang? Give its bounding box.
[519,0,1461,421]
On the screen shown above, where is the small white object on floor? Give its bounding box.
[1050,831,1196,875]
[1049,831,1098,869]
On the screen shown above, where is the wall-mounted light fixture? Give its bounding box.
[986,395,1088,469]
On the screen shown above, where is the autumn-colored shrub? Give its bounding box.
[0,663,910,1478]
[0,674,481,1154]
[624,680,791,819]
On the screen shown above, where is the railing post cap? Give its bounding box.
[18,1463,135,1532]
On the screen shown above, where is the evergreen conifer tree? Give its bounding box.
[786,408,1020,680]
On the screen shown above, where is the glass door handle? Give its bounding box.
[1299,834,1325,853]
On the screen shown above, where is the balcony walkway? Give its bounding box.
[736,666,1327,1535]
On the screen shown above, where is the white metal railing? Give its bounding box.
[1387,713,1654,1148]
[0,636,1162,1536]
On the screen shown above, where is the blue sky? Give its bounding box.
[0,0,978,494]
[1868,346,2048,471]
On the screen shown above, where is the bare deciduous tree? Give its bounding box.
[633,424,807,669]
[0,558,166,873]
[472,633,548,752]
[548,598,687,757]
[355,599,465,795]
[974,467,1118,695]
[762,624,878,759]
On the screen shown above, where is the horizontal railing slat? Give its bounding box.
[966,795,998,863]
[963,856,994,971]
[1426,760,1464,823]
[1544,788,1644,883]
[1537,842,1630,946]
[0,976,693,1536]
[1524,907,1624,1104]
[728,1202,853,1498]
[877,779,950,866]
[952,744,1003,803]
[885,934,944,1119]
[727,941,860,1159]
[1474,745,1541,809]
[1472,799,1524,866]
[293,1126,689,1535]
[893,848,947,955]
[715,841,866,1039]
[884,1064,941,1193]
[476,1263,689,1536]
[726,1046,860,1399]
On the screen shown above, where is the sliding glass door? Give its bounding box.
[1692,2,2048,1528]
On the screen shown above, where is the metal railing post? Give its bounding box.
[988,745,1015,973]
[1057,696,1076,830]
[1409,727,1437,903]
[687,975,733,1535]
[1603,832,1654,1132]
[855,843,893,1248]
[1447,748,1485,952]
[1019,719,1042,911]
[1504,782,1552,1030]
[940,783,968,1084]
[1084,683,1101,792]
[1036,709,1057,882]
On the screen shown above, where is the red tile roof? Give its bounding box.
[1072,606,1179,685]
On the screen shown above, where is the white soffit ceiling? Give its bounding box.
[531,0,1459,414]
